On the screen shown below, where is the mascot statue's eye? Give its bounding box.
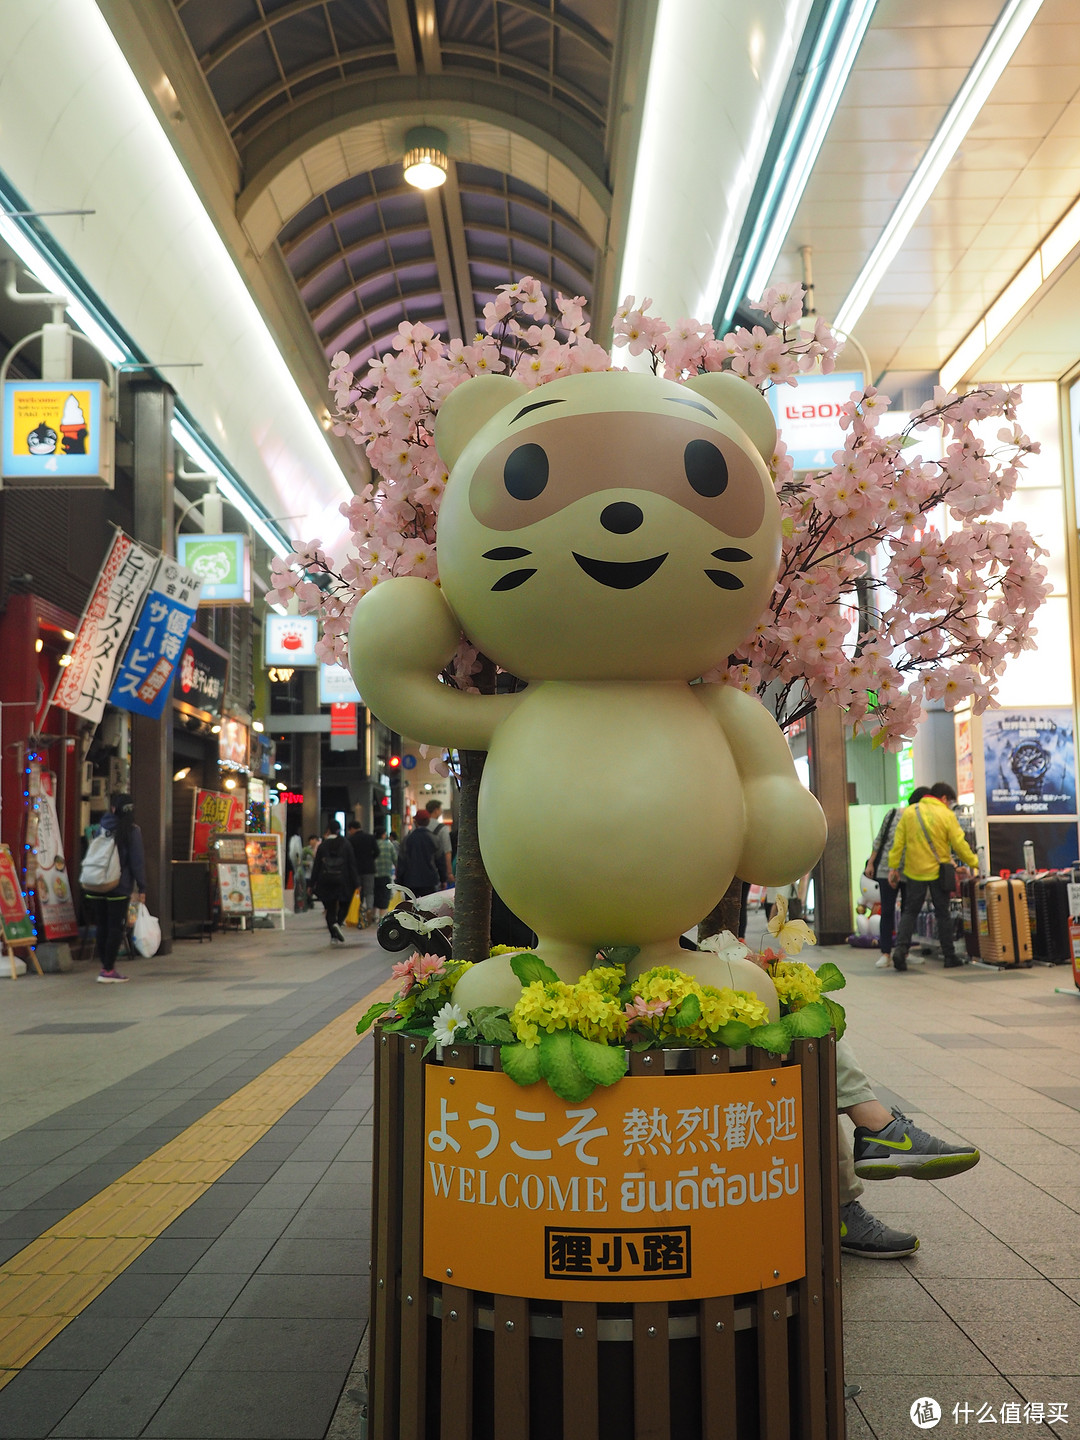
[684,438,728,497]
[503,443,549,501]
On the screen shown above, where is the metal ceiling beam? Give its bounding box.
[423,185,464,342]
[229,49,398,132]
[310,260,443,327]
[201,0,338,73]
[501,0,612,61]
[442,164,478,339]
[439,44,606,124]
[414,0,443,73]
[457,183,594,247]
[282,199,422,259]
[386,0,418,76]
[238,76,611,209]
[461,224,594,288]
[292,221,434,290]
[326,308,450,360]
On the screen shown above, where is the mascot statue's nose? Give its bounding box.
[600,501,644,534]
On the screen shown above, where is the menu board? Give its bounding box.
[192,789,246,860]
[245,834,284,914]
[216,834,253,916]
[0,845,35,944]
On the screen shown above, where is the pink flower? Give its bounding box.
[391,952,447,994]
[624,996,670,1022]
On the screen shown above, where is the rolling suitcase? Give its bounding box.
[982,878,1033,967]
[1027,873,1072,964]
[961,875,981,959]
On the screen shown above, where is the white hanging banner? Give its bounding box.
[51,532,155,723]
[34,770,78,940]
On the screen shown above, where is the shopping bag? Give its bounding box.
[344,891,361,927]
[132,903,161,958]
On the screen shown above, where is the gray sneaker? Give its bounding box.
[839,1201,919,1259]
[854,1107,980,1181]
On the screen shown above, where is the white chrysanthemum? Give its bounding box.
[432,1001,467,1046]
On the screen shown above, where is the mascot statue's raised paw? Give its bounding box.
[349,369,827,1018]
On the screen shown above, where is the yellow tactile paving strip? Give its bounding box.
[0,975,397,1393]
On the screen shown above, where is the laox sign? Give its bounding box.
[766,370,864,471]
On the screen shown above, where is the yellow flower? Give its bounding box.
[509,975,626,1048]
[769,960,822,1010]
[767,895,817,954]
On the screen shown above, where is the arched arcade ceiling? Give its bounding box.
[170,0,642,369]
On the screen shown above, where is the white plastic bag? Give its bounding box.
[132,903,161,958]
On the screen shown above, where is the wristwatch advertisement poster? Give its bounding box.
[983,709,1077,816]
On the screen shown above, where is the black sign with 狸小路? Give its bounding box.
[173,629,230,724]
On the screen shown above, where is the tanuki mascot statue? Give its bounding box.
[349,369,827,1017]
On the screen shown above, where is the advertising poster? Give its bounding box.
[245,834,284,912]
[955,713,974,803]
[109,556,202,720]
[264,614,318,668]
[34,772,78,940]
[0,844,35,944]
[219,717,249,770]
[51,532,155,724]
[192,789,246,860]
[983,709,1078,816]
[216,835,253,916]
[174,630,229,724]
[2,379,108,483]
[176,533,251,604]
[424,1066,804,1301]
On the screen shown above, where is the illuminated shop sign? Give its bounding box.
[2,380,112,487]
[767,371,864,471]
[264,614,318,667]
[177,533,251,604]
[318,662,362,705]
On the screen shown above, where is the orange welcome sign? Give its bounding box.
[423,1065,805,1302]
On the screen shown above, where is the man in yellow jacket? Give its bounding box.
[888,782,978,971]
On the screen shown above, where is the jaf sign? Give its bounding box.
[108,557,201,719]
[423,1065,804,1301]
[767,371,863,471]
[264,614,318,668]
[318,662,362,705]
[177,533,251,604]
[2,380,111,487]
[51,532,155,724]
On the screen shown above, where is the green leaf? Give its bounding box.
[421,1032,440,1058]
[631,1037,657,1053]
[871,728,886,749]
[356,1001,392,1036]
[717,1020,752,1049]
[381,1015,411,1033]
[784,1001,832,1039]
[570,1032,627,1088]
[814,962,847,993]
[822,996,847,1040]
[539,1030,595,1103]
[597,945,639,969]
[478,1015,515,1045]
[510,953,560,987]
[781,516,795,538]
[747,1022,792,1056]
[500,1043,543,1087]
[672,993,701,1029]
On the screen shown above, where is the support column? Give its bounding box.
[129,383,175,953]
[808,705,852,945]
[300,669,322,840]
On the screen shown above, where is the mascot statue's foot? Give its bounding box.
[626,940,780,1022]
[451,944,600,1013]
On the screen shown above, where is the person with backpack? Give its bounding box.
[425,799,453,887]
[81,792,146,983]
[395,810,441,898]
[310,821,358,943]
[346,819,379,919]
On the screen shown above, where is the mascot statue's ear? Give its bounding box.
[682,372,777,463]
[435,374,528,472]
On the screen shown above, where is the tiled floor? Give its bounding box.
[0,911,1077,1437]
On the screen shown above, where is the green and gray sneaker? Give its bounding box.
[854,1107,980,1181]
[839,1201,919,1259]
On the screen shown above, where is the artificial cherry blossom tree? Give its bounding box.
[270,278,1047,959]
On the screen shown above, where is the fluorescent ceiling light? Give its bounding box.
[721,0,877,326]
[171,416,291,560]
[0,210,128,368]
[835,0,1044,335]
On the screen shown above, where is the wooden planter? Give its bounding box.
[369,1032,844,1440]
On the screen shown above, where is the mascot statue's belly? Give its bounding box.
[478,682,742,945]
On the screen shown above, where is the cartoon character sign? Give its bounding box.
[349,370,827,1013]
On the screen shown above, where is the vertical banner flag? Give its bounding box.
[34,771,78,939]
[51,532,155,723]
[109,556,202,718]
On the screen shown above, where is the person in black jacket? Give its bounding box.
[310,821,359,943]
[94,792,147,983]
[346,819,378,919]
[395,811,441,897]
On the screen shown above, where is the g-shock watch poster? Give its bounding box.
[983,709,1077,816]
